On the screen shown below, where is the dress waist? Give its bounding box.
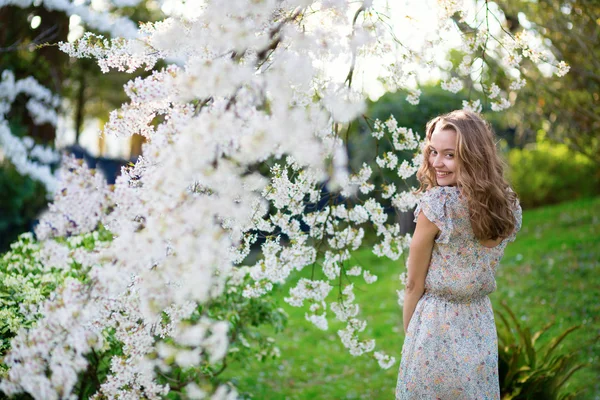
[422,291,489,304]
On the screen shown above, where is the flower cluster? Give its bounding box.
[462,99,483,113]
[35,156,112,240]
[0,122,58,192]
[59,32,161,74]
[374,350,396,369]
[441,77,464,94]
[373,115,419,152]
[0,71,60,192]
[555,61,571,77]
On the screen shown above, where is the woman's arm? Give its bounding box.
[403,211,439,333]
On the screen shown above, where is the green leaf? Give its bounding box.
[531,321,554,347]
[544,325,581,362]
[522,326,536,368]
[554,363,589,392]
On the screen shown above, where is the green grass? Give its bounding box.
[222,196,600,399]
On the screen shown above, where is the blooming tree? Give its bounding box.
[0,0,151,193]
[0,0,569,398]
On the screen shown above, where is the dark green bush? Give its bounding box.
[507,136,600,209]
[496,302,587,400]
[0,161,48,252]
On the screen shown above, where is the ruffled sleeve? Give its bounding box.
[413,186,454,244]
[505,199,523,243]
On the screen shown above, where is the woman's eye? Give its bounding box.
[430,150,437,155]
[446,154,454,158]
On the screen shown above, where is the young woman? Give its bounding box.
[395,110,522,399]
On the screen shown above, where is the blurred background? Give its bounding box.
[0,0,598,398]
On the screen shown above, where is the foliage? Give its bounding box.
[154,279,288,399]
[0,161,47,252]
[507,133,600,208]
[0,229,111,376]
[496,302,587,400]
[367,85,468,134]
[0,7,68,142]
[494,0,600,165]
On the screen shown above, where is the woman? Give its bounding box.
[396,110,522,399]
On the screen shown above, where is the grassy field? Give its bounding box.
[222,196,600,399]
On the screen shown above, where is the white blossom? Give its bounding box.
[346,266,362,276]
[397,159,417,180]
[392,189,419,212]
[399,271,408,285]
[504,52,523,68]
[462,99,483,113]
[363,269,377,284]
[509,77,527,91]
[405,89,421,105]
[376,152,398,170]
[441,77,463,93]
[374,351,396,369]
[491,97,512,112]
[305,312,329,330]
[0,71,60,192]
[323,85,366,123]
[285,278,333,307]
[488,83,501,99]
[396,289,405,306]
[457,55,472,76]
[371,119,385,139]
[381,182,396,199]
[555,61,570,77]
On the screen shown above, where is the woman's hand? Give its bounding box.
[403,211,439,333]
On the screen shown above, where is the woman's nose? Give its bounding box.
[432,155,443,167]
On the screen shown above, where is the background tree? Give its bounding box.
[494,0,600,165]
[0,7,68,143]
[0,1,162,251]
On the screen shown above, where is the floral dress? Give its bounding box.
[395,186,522,400]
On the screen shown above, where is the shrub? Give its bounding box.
[496,302,587,400]
[0,230,111,377]
[0,231,287,397]
[0,162,48,252]
[507,135,600,209]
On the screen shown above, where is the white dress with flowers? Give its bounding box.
[395,186,522,400]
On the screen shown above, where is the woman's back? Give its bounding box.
[418,186,523,303]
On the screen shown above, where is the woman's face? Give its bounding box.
[428,127,458,186]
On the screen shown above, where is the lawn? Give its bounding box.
[222,196,600,399]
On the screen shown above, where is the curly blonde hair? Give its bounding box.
[416,109,518,241]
